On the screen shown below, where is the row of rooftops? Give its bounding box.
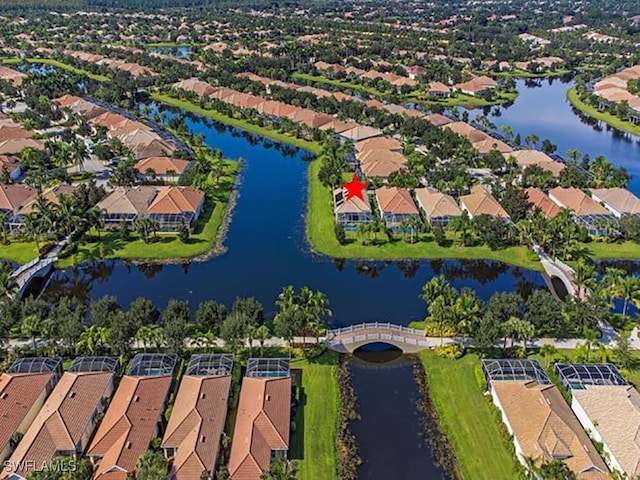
[0,184,205,223]
[0,354,291,480]
[61,49,158,78]
[593,64,640,113]
[483,359,640,479]
[55,94,177,160]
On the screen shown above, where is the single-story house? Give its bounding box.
[454,76,499,96]
[548,187,617,235]
[228,359,291,480]
[483,359,609,479]
[97,186,157,229]
[555,363,640,479]
[146,186,205,232]
[375,186,419,229]
[162,355,233,480]
[339,125,384,142]
[414,187,462,227]
[0,184,38,232]
[333,187,373,230]
[426,81,451,97]
[0,358,62,464]
[5,357,118,479]
[459,186,509,219]
[525,187,560,218]
[134,156,193,182]
[506,150,565,177]
[589,188,640,218]
[87,354,177,480]
[355,136,403,153]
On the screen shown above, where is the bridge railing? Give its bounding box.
[15,257,57,288]
[11,257,41,278]
[327,322,425,338]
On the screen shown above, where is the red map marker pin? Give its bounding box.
[342,173,369,201]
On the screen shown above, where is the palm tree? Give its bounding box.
[540,344,558,368]
[21,314,42,350]
[616,276,640,320]
[70,137,89,171]
[56,194,81,236]
[77,325,109,355]
[255,324,270,356]
[421,275,451,305]
[22,212,43,252]
[573,258,596,299]
[0,212,9,245]
[583,329,599,362]
[452,288,482,344]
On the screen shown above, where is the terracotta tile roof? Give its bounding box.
[0,138,44,154]
[146,186,204,215]
[88,375,173,480]
[18,184,78,215]
[97,186,157,215]
[375,187,418,215]
[172,78,219,97]
[415,187,462,219]
[0,66,27,86]
[426,113,453,127]
[590,188,640,216]
[340,125,384,142]
[492,380,608,479]
[355,136,403,153]
[333,187,372,214]
[254,101,298,118]
[427,81,451,93]
[572,385,640,477]
[162,375,232,480]
[357,149,407,165]
[507,150,565,177]
[460,186,509,218]
[228,377,291,480]
[548,187,610,216]
[6,371,114,478]
[0,372,54,463]
[91,112,130,129]
[526,187,561,218]
[134,157,192,176]
[0,184,38,213]
[317,119,359,133]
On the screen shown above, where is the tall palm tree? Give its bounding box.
[572,258,596,299]
[0,212,9,245]
[255,324,270,357]
[77,325,109,355]
[452,288,482,344]
[22,212,43,252]
[616,276,640,320]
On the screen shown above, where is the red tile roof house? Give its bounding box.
[333,187,373,230]
[589,188,640,218]
[87,354,177,480]
[134,157,194,182]
[162,354,233,480]
[525,187,561,218]
[414,187,462,228]
[548,187,618,236]
[374,186,420,230]
[0,184,38,233]
[3,357,118,480]
[146,186,205,232]
[0,358,62,466]
[228,359,292,480]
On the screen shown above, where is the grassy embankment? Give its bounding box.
[418,352,519,480]
[307,158,543,270]
[293,72,518,107]
[290,351,339,480]
[57,160,239,267]
[151,93,322,154]
[480,68,572,79]
[0,57,109,82]
[566,87,640,138]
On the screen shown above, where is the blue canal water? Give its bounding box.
[464,77,640,194]
[44,103,547,323]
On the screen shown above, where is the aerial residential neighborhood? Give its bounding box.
[0,0,639,479]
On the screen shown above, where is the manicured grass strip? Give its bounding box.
[418,352,518,480]
[58,161,239,266]
[410,90,518,108]
[293,72,387,98]
[151,93,322,154]
[566,87,640,138]
[0,57,109,82]
[581,241,640,261]
[291,352,339,480]
[306,158,543,270]
[0,240,39,264]
[478,68,572,79]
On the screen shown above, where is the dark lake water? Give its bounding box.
[349,351,446,480]
[43,103,548,323]
[464,77,640,194]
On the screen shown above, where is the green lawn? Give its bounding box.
[293,72,387,98]
[290,352,339,480]
[418,352,518,480]
[0,57,109,82]
[307,159,543,270]
[566,87,640,138]
[580,241,640,261]
[412,90,518,108]
[58,161,239,266]
[151,93,322,154]
[0,240,39,264]
[478,68,572,79]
